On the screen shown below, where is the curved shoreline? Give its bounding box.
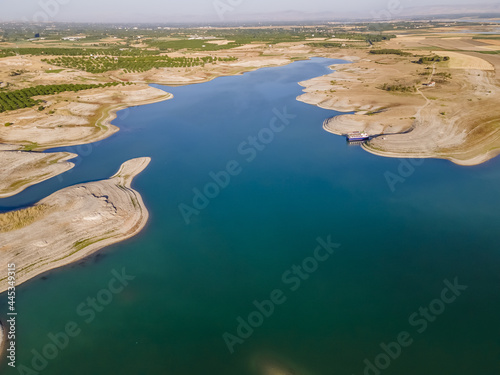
[322,114,500,166]
[0,157,151,294]
[0,60,299,293]
[36,91,174,152]
[0,151,78,199]
[0,320,5,367]
[298,50,500,166]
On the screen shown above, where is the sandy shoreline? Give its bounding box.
[0,86,172,198]
[1,32,500,294]
[0,151,77,199]
[0,53,296,199]
[0,320,5,366]
[0,86,173,152]
[0,54,297,293]
[0,157,151,293]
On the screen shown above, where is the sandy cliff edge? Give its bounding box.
[0,157,151,293]
[297,51,500,166]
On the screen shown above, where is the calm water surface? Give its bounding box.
[1,58,499,375]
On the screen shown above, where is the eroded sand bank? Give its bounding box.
[0,157,151,293]
[0,85,171,197]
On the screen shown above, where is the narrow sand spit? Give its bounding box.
[0,157,151,293]
[0,151,77,198]
[0,86,172,151]
[0,86,171,198]
[0,321,4,360]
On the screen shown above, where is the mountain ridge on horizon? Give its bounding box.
[1,3,499,25]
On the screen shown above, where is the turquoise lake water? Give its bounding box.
[1,57,500,374]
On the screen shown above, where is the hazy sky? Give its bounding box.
[1,0,498,23]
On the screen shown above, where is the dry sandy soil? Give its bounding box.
[0,54,173,196]
[1,30,500,293]
[0,157,150,293]
[0,45,308,197]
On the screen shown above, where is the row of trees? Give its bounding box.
[380,83,417,93]
[0,82,122,113]
[417,55,450,64]
[307,42,344,48]
[370,49,411,56]
[43,55,237,73]
[332,33,396,43]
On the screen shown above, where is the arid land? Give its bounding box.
[0,157,151,293]
[0,30,315,291]
[0,43,309,197]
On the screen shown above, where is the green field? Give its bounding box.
[42,55,237,73]
[0,82,123,113]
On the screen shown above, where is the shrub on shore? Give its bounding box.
[370,49,411,56]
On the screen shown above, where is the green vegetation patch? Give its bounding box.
[416,55,450,64]
[21,142,40,151]
[370,49,411,56]
[434,72,452,81]
[380,83,416,93]
[0,49,16,58]
[307,42,345,48]
[328,33,395,43]
[72,236,111,251]
[42,55,236,74]
[472,36,500,40]
[0,47,155,57]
